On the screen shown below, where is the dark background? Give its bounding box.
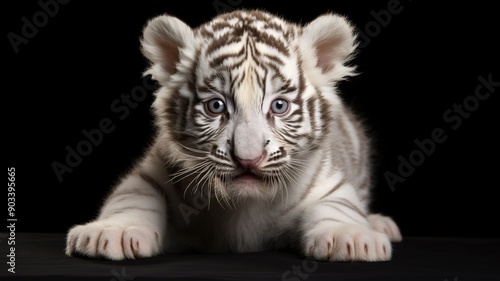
[4,1,498,237]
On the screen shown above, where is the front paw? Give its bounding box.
[66,220,162,260]
[303,223,392,262]
[368,214,402,242]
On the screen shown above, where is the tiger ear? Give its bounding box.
[300,14,357,84]
[141,14,196,83]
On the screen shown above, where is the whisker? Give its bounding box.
[170,161,209,183]
[174,140,208,156]
[183,161,213,198]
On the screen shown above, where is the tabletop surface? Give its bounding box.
[1,233,499,281]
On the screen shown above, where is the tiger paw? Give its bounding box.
[368,214,402,242]
[303,224,392,262]
[65,220,162,260]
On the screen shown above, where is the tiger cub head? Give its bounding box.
[141,10,357,204]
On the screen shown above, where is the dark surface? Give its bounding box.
[1,233,499,280]
[4,1,499,238]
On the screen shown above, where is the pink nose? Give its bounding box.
[236,155,263,169]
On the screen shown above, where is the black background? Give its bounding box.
[4,1,498,237]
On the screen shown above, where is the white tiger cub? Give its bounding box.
[66,9,402,262]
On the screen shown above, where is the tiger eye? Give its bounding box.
[271,99,289,115]
[206,98,226,115]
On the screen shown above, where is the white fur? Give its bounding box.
[66,10,401,262]
[299,14,358,86]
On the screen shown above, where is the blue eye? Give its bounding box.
[206,98,225,115]
[271,99,289,115]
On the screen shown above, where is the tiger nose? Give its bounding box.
[236,155,263,169]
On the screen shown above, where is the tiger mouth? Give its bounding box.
[234,169,263,181]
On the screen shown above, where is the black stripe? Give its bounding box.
[260,68,268,108]
[267,63,288,83]
[205,33,242,56]
[109,189,157,201]
[357,174,370,191]
[320,203,365,225]
[175,96,191,137]
[283,162,324,214]
[320,177,348,200]
[198,26,213,38]
[107,192,151,205]
[296,52,306,96]
[253,31,289,56]
[321,198,366,218]
[307,97,318,136]
[136,170,165,197]
[105,207,160,218]
[211,21,232,31]
[309,218,347,226]
[209,48,246,68]
[263,21,287,35]
[263,54,285,66]
[118,206,160,214]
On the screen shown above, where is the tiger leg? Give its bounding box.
[65,169,166,260]
[300,182,392,262]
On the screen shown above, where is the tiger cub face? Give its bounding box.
[141,10,357,203]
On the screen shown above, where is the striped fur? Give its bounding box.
[66,9,401,261]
